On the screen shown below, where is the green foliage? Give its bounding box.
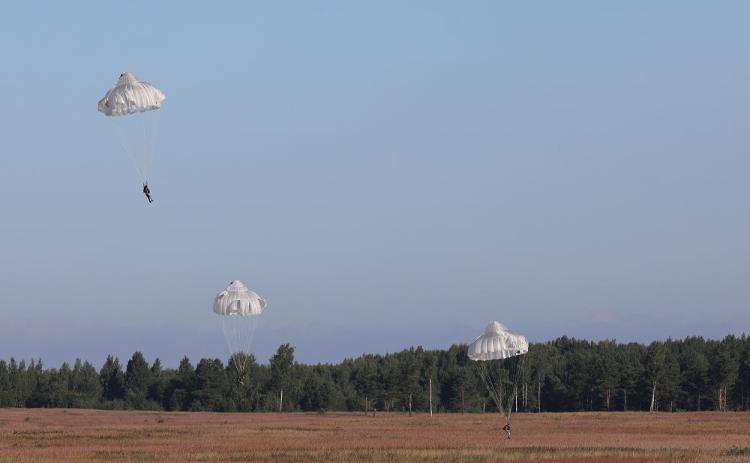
[99,355,125,402]
[268,344,296,411]
[0,360,11,406]
[124,352,152,409]
[2,334,750,413]
[69,359,102,408]
[162,356,194,411]
[191,358,229,411]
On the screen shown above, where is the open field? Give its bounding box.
[1,409,748,463]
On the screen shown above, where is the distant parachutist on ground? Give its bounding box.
[502,422,511,439]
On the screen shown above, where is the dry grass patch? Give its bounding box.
[1,410,749,462]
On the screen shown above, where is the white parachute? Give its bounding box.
[468,321,528,428]
[213,280,267,374]
[98,72,165,184]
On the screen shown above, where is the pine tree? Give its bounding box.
[69,359,101,408]
[0,360,11,407]
[164,356,195,411]
[100,355,125,405]
[679,337,709,410]
[124,352,152,409]
[192,358,228,411]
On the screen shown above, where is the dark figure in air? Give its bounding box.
[143,182,154,203]
[502,423,511,439]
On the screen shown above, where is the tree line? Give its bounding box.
[1,334,748,413]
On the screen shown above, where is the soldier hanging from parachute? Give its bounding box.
[98,72,165,204]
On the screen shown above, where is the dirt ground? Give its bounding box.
[0,409,748,462]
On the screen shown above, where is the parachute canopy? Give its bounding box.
[214,280,267,316]
[98,72,165,117]
[468,321,529,361]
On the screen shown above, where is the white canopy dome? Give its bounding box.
[213,280,266,316]
[468,321,528,361]
[98,72,165,117]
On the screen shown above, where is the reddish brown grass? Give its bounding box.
[0,410,748,462]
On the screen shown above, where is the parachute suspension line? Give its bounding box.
[110,112,160,185]
[220,315,261,377]
[223,318,246,374]
[474,361,502,413]
[508,354,526,419]
[221,317,240,374]
[143,114,151,182]
[143,110,160,184]
[220,318,235,371]
[474,356,526,425]
[114,122,147,183]
[141,116,149,182]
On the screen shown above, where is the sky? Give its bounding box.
[1,1,748,367]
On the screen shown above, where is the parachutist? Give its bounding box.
[502,423,511,439]
[468,321,527,442]
[98,72,165,196]
[214,280,267,379]
[143,183,154,203]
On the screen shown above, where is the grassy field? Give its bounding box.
[0,409,748,462]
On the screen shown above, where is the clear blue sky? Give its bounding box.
[1,2,748,367]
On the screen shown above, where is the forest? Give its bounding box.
[1,334,748,413]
